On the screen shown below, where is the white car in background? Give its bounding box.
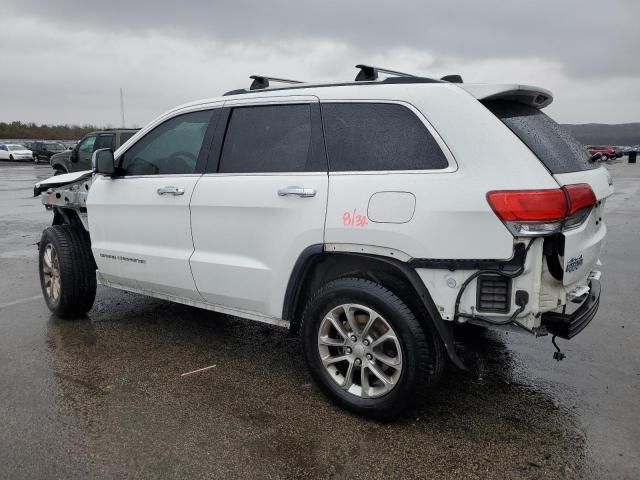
[0,144,34,161]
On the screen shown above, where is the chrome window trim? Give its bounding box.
[201,171,327,178]
[223,94,320,107]
[105,173,203,180]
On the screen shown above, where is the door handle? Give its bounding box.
[277,186,316,198]
[157,186,185,196]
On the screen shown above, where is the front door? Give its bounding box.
[87,107,220,300]
[189,98,328,320]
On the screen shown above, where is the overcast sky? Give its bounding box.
[1,0,639,126]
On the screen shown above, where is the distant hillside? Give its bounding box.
[561,123,640,146]
[0,121,101,141]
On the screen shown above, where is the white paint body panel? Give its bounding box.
[87,175,202,300]
[190,173,328,318]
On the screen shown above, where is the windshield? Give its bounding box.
[7,145,25,151]
[484,101,597,174]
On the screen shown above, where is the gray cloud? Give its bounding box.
[1,1,639,126]
[7,0,639,76]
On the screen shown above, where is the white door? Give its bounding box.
[190,98,328,319]
[87,108,218,300]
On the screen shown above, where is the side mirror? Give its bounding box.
[70,148,79,162]
[92,148,115,175]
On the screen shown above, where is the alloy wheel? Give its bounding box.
[42,243,61,302]
[317,303,403,398]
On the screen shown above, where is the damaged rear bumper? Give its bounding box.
[541,279,601,339]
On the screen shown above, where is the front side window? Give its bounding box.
[219,104,313,173]
[120,110,213,176]
[321,103,449,171]
[78,135,97,153]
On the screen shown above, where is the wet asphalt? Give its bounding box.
[0,160,638,479]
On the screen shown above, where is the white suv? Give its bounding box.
[34,66,612,418]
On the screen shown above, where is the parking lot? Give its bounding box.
[0,160,638,479]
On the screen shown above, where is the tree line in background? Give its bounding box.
[0,121,102,140]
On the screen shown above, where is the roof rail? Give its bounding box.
[354,64,415,81]
[249,75,304,91]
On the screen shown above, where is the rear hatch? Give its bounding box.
[484,100,614,286]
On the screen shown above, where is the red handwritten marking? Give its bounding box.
[343,209,368,228]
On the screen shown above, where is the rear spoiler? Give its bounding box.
[457,84,553,109]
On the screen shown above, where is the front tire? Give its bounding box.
[38,225,97,318]
[301,277,444,418]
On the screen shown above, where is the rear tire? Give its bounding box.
[300,277,445,418]
[38,224,96,318]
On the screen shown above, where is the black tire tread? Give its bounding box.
[300,277,444,418]
[39,224,96,317]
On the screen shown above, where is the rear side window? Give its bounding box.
[321,103,448,171]
[484,101,596,174]
[219,104,314,173]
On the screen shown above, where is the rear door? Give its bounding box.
[189,97,328,319]
[87,107,220,299]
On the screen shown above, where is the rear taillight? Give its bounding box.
[487,183,597,236]
[563,183,597,229]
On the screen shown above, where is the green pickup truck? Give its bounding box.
[50,129,139,174]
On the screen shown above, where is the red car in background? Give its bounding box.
[586,145,616,160]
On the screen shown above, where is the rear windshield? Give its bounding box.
[484,100,597,174]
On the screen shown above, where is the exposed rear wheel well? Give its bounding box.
[287,252,433,336]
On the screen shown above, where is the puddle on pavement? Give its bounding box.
[44,293,589,479]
